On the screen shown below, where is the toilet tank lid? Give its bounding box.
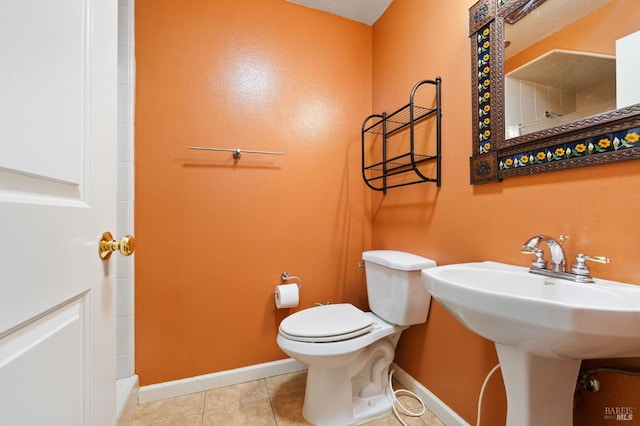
[362,250,437,271]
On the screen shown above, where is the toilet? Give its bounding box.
[276,250,437,426]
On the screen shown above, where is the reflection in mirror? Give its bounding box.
[503,0,640,138]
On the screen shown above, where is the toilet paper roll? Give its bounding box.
[275,284,299,309]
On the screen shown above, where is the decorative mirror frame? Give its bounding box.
[468,0,640,184]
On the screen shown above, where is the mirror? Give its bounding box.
[468,0,640,184]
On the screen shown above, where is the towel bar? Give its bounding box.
[188,146,284,159]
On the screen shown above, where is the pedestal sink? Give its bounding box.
[421,261,640,426]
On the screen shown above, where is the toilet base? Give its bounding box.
[301,336,398,426]
[302,367,394,426]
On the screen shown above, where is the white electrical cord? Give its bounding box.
[476,364,501,426]
[388,369,426,426]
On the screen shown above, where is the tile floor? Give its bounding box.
[131,371,446,426]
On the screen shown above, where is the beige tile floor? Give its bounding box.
[131,371,446,426]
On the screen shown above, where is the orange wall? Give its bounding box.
[373,1,640,425]
[135,0,372,385]
[136,0,640,424]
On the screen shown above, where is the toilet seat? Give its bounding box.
[279,303,373,343]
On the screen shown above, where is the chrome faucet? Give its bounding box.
[521,235,568,272]
[521,234,610,283]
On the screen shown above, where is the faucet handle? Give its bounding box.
[571,253,611,276]
[522,248,548,269]
[521,244,548,269]
[532,249,547,269]
[583,255,611,264]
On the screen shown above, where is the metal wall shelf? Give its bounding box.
[361,78,441,193]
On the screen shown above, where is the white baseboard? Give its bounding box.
[390,363,470,426]
[138,358,307,403]
[138,358,469,426]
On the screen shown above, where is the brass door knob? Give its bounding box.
[99,231,136,259]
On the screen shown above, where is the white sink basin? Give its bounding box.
[421,261,640,426]
[422,261,640,359]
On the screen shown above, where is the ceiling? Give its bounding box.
[285,0,393,25]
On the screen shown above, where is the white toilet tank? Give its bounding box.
[362,250,437,326]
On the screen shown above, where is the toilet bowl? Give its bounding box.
[276,250,436,426]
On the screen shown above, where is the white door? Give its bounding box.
[0,0,119,425]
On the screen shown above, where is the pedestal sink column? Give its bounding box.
[496,344,581,426]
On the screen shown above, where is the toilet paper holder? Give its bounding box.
[280,272,302,289]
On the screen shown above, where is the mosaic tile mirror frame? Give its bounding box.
[468,0,640,184]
